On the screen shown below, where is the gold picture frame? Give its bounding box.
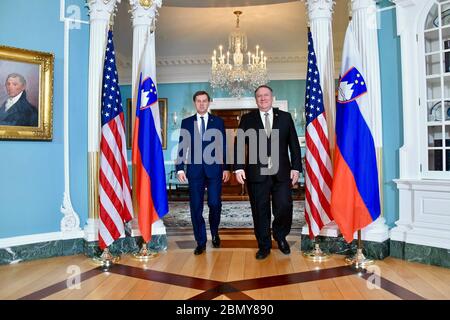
[126,97,167,150]
[0,45,54,140]
[159,98,168,150]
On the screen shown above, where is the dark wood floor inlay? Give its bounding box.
[19,267,103,300]
[108,264,222,291]
[228,266,357,292]
[360,271,426,300]
[189,284,254,301]
[18,260,427,301]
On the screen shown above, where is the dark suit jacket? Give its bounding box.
[0,91,38,127]
[176,113,230,180]
[234,108,302,183]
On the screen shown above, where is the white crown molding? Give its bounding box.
[117,51,342,84]
[116,51,343,68]
[154,52,308,66]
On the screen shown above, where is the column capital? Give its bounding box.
[129,0,162,27]
[86,0,120,22]
[303,0,335,20]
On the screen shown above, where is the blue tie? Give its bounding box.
[200,116,205,140]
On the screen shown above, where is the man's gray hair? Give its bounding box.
[6,73,26,86]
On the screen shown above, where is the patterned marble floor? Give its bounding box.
[163,201,306,228]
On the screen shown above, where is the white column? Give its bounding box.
[129,0,166,237]
[302,0,340,238]
[84,0,120,241]
[350,0,389,242]
[389,0,417,243]
[304,0,336,153]
[130,0,161,111]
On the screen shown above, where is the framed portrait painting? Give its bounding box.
[126,97,167,150]
[0,45,54,140]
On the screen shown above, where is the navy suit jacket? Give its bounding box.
[233,108,302,183]
[0,91,38,127]
[176,113,230,179]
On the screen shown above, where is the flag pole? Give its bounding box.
[341,14,375,270]
[344,230,374,269]
[302,25,330,263]
[131,24,158,262]
[92,19,122,270]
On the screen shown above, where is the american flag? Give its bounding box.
[303,32,334,239]
[98,30,133,250]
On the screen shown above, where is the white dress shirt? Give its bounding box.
[196,112,209,134]
[259,107,273,133]
[4,91,23,112]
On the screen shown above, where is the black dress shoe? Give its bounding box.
[212,235,221,248]
[194,245,206,255]
[256,249,270,260]
[277,239,291,255]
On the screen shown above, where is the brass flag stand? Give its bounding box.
[303,237,330,262]
[133,242,158,261]
[92,247,120,269]
[345,230,374,269]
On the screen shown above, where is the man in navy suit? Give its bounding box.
[176,91,231,255]
[0,73,38,127]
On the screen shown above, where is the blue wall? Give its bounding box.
[0,0,89,238]
[378,6,403,227]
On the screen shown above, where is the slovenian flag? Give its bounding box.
[331,22,380,243]
[132,30,168,243]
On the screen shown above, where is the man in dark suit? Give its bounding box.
[176,91,231,255]
[0,73,38,127]
[234,85,302,260]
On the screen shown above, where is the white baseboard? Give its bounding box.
[301,218,390,243]
[390,226,450,250]
[130,219,167,237]
[356,217,390,242]
[0,230,84,249]
[301,221,340,237]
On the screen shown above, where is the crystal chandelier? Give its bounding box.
[210,11,268,98]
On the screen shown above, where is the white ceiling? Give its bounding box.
[114,0,349,83]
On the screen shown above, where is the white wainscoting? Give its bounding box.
[391,179,450,250]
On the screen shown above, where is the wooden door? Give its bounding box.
[211,109,252,200]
